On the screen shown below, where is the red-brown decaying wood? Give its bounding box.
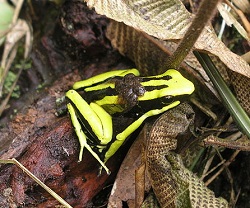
[0,72,122,207]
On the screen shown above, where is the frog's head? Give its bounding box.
[158,69,194,97]
[139,69,194,102]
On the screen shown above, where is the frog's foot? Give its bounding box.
[98,166,104,176]
[77,132,111,175]
[78,143,110,175]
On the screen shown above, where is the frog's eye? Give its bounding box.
[161,95,174,104]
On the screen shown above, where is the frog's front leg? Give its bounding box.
[66,90,112,174]
[103,101,181,163]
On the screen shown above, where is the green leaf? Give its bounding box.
[0,1,14,46]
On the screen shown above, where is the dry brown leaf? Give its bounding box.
[108,126,151,208]
[217,3,250,41]
[85,0,192,39]
[84,0,250,78]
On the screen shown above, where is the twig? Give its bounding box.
[0,67,22,116]
[164,0,222,70]
[0,158,73,208]
[205,150,240,186]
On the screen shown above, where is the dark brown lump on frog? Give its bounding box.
[115,73,146,112]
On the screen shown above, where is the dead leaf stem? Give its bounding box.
[165,0,222,70]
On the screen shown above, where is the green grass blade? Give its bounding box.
[193,51,250,138]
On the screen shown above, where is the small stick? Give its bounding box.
[164,0,222,70]
[0,158,73,208]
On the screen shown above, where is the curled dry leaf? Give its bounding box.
[84,0,249,75]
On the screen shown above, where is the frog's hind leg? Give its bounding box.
[67,103,111,174]
[66,90,112,143]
